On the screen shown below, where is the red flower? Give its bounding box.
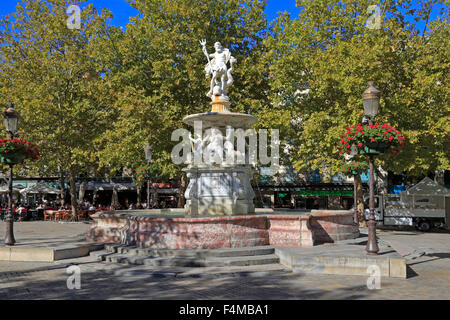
[358,142,362,147]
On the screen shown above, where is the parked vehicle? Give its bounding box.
[364,177,450,231]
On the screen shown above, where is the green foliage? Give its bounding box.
[0,0,119,178]
[96,0,271,179]
[264,0,449,177]
[0,0,447,188]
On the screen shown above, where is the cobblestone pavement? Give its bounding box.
[0,227,448,300]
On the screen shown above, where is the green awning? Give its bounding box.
[298,190,353,197]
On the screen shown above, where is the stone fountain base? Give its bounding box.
[184,166,255,216]
[87,210,359,249]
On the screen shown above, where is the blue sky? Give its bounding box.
[0,0,444,30]
[0,0,301,26]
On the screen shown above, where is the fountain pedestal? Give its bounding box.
[182,96,258,216]
[184,166,255,216]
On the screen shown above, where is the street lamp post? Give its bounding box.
[144,144,152,209]
[362,82,381,255]
[353,177,358,225]
[3,103,20,246]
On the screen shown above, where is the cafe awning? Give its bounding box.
[76,182,137,191]
[20,182,61,195]
[0,185,22,194]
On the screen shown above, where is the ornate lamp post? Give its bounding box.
[3,103,19,246]
[362,82,381,255]
[144,143,152,209]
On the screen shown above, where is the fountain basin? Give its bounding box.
[183,112,258,129]
[87,210,359,249]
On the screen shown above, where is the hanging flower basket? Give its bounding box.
[135,164,152,181]
[0,152,26,164]
[339,123,405,156]
[0,138,39,165]
[134,163,161,185]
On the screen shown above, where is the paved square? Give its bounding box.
[0,222,449,300]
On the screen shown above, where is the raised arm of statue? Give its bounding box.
[200,39,209,60]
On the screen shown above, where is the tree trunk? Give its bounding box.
[136,183,142,208]
[355,174,366,227]
[111,184,119,209]
[69,168,78,221]
[377,165,388,194]
[59,171,65,207]
[178,174,186,208]
[93,189,98,206]
[78,181,86,206]
[152,184,158,208]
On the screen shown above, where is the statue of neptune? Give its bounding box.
[200,40,236,100]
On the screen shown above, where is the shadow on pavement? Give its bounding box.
[0,265,374,300]
[406,265,419,279]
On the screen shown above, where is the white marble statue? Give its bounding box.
[203,127,224,165]
[187,132,204,165]
[200,40,236,100]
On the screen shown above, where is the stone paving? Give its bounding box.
[0,222,449,300]
[0,221,90,245]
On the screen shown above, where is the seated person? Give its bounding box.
[17,204,27,221]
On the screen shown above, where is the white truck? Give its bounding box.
[364,177,450,231]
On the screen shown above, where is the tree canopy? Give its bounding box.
[0,0,447,206]
[264,0,449,179]
[0,0,120,216]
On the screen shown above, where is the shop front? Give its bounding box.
[256,183,362,210]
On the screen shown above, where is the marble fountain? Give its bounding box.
[87,41,359,249]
